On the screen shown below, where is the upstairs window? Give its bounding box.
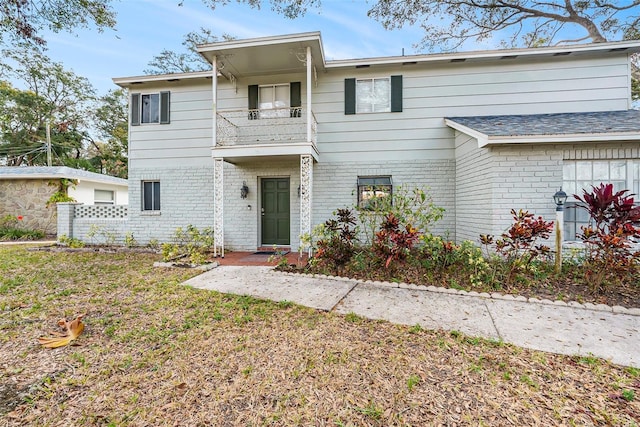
[357,77,390,113]
[131,92,170,125]
[345,76,402,115]
[357,176,392,209]
[248,82,301,119]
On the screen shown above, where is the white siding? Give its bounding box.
[313,55,630,163]
[129,81,213,168]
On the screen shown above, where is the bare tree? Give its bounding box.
[144,28,235,75]
[367,1,640,51]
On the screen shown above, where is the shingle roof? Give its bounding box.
[446,110,640,137]
[0,166,128,186]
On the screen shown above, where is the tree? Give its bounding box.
[89,89,129,178]
[0,48,96,166]
[145,28,235,74]
[367,1,640,51]
[0,0,116,47]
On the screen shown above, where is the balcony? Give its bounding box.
[217,108,317,146]
[213,108,318,163]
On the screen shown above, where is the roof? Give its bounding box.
[0,166,128,186]
[445,110,640,147]
[113,33,640,87]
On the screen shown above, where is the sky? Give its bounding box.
[34,0,501,95]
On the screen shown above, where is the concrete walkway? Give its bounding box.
[184,266,640,368]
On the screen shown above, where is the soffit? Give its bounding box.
[197,32,325,77]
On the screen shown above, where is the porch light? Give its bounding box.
[240,181,249,199]
[553,187,567,274]
[553,188,568,211]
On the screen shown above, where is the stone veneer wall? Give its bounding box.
[0,179,58,234]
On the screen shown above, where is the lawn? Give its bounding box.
[1,245,638,426]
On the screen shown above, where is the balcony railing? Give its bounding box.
[216,108,317,146]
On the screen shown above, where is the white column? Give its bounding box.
[214,157,224,257]
[300,154,313,255]
[211,55,217,148]
[306,46,312,144]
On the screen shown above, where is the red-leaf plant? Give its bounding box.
[574,183,640,293]
[480,209,553,284]
[373,213,421,269]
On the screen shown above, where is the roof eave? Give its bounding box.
[112,70,215,88]
[327,39,640,69]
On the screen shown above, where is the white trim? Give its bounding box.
[445,118,640,148]
[211,142,319,161]
[327,39,640,69]
[113,70,215,87]
[198,31,322,53]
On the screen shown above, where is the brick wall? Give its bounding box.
[313,159,456,240]
[455,139,640,245]
[127,165,216,244]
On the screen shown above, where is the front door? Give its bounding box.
[261,178,290,246]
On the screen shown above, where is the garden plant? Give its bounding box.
[299,185,639,308]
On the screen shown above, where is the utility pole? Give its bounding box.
[46,122,52,166]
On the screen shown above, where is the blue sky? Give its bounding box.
[37,0,503,94]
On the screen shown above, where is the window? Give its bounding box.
[563,160,640,240]
[248,82,301,119]
[131,92,170,125]
[357,78,390,113]
[142,181,160,211]
[94,189,114,205]
[357,176,392,209]
[345,75,402,115]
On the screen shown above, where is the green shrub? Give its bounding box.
[162,225,215,265]
[0,215,45,241]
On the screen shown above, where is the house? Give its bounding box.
[0,166,128,234]
[108,32,640,253]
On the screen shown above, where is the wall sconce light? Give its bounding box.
[240,181,249,199]
[297,185,301,198]
[247,205,251,211]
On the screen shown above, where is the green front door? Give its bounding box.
[261,178,290,246]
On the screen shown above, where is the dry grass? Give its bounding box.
[1,245,638,426]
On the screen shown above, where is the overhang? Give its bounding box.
[445,110,640,148]
[197,32,325,77]
[0,166,128,186]
[212,142,319,164]
[327,39,640,69]
[113,70,213,88]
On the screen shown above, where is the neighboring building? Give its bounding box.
[108,32,640,252]
[0,166,128,234]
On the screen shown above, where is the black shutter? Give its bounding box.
[248,84,258,120]
[131,93,140,126]
[160,91,170,124]
[391,75,403,113]
[344,78,356,115]
[290,82,301,117]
